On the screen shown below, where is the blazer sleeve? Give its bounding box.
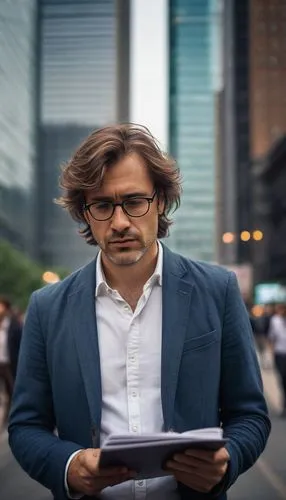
[215,271,271,494]
[8,292,82,500]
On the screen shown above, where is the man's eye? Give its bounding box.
[95,202,111,211]
[126,199,144,207]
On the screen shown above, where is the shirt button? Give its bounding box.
[132,425,138,432]
[124,305,129,311]
[132,391,137,398]
[137,480,144,487]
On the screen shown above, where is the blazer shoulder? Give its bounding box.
[178,255,236,310]
[179,253,232,286]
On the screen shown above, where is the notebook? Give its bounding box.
[99,427,227,480]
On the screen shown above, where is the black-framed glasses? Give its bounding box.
[84,192,157,221]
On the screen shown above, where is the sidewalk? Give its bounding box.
[261,366,283,413]
[257,349,283,414]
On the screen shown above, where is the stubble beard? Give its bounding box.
[103,246,147,267]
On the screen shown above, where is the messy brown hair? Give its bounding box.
[56,123,181,246]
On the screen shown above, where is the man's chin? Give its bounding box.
[106,249,145,266]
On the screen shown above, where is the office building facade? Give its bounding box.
[0,0,38,254]
[253,136,286,284]
[37,0,223,268]
[218,0,251,266]
[37,0,120,269]
[168,0,223,261]
[219,0,286,276]
[129,0,222,263]
[250,0,286,285]
[249,0,286,159]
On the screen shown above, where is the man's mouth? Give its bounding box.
[109,239,136,245]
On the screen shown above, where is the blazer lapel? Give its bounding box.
[161,245,193,431]
[68,259,102,444]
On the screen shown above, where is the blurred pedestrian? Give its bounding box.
[0,297,22,426]
[252,304,275,369]
[9,124,270,500]
[269,303,286,417]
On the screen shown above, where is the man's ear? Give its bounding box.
[157,194,165,216]
[83,210,90,226]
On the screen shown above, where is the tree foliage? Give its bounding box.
[0,239,70,311]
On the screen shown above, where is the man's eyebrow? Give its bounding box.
[87,192,150,202]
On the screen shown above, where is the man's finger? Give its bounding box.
[166,459,196,474]
[95,466,130,477]
[171,453,220,469]
[185,447,229,463]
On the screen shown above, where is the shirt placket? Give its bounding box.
[125,299,148,499]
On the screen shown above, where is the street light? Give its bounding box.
[42,271,60,284]
[240,231,251,242]
[222,232,235,244]
[253,230,263,241]
[251,305,264,317]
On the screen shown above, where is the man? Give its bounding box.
[269,304,286,417]
[9,124,270,499]
[0,297,22,425]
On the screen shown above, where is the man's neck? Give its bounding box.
[101,242,159,292]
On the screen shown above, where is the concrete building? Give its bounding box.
[218,0,251,266]
[219,0,286,273]
[249,0,286,159]
[253,136,286,284]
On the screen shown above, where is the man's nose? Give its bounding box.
[110,205,131,232]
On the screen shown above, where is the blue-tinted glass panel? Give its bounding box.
[168,0,221,261]
[39,0,117,269]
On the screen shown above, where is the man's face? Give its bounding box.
[84,153,163,267]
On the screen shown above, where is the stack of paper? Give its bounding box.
[99,427,227,479]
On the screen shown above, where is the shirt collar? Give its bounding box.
[95,241,163,297]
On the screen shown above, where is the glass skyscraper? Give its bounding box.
[38,0,118,269]
[0,0,38,253]
[169,0,222,261]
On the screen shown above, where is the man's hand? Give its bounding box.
[165,447,230,494]
[67,448,136,497]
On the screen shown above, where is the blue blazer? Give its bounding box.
[8,245,270,499]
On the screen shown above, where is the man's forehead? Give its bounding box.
[85,157,153,200]
[85,184,152,201]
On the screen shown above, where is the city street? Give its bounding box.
[0,366,285,500]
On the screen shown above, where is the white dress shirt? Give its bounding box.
[0,317,10,363]
[65,243,179,499]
